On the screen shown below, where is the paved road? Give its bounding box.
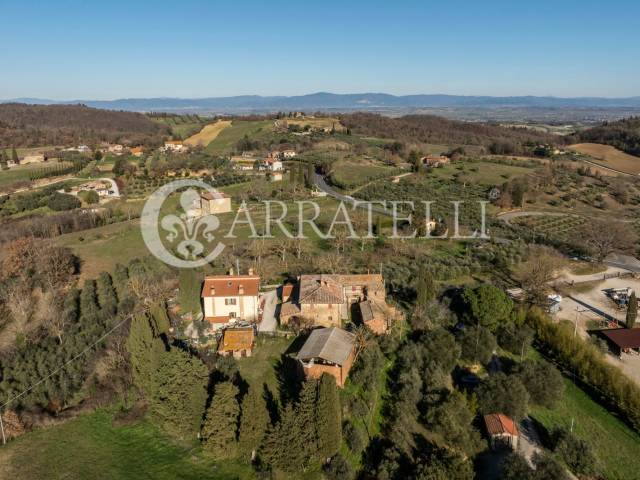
[99,177,120,197]
[258,289,278,333]
[314,173,395,217]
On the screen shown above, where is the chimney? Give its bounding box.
[248,267,254,276]
[210,287,216,295]
[228,267,234,276]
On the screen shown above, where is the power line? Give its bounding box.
[0,314,131,411]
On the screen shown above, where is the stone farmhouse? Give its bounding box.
[280,273,397,333]
[421,154,450,168]
[296,326,356,387]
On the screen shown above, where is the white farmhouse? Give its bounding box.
[201,271,261,329]
[161,140,188,153]
[263,158,283,171]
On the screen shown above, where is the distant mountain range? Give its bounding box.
[5,92,640,114]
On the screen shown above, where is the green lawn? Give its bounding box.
[205,120,273,155]
[237,336,295,398]
[0,410,255,480]
[330,160,400,190]
[427,159,533,185]
[0,163,54,189]
[531,378,640,480]
[57,194,340,279]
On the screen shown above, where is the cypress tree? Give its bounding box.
[305,162,315,188]
[112,263,129,304]
[201,381,241,460]
[627,292,638,329]
[261,401,309,472]
[151,348,209,440]
[11,147,18,164]
[298,163,306,185]
[316,373,342,460]
[150,302,171,336]
[416,268,436,307]
[375,215,383,236]
[96,271,118,317]
[62,288,80,325]
[238,384,270,462]
[295,380,319,467]
[79,279,100,321]
[126,313,165,396]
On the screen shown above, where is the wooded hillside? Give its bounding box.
[576,116,640,156]
[0,103,170,147]
[339,113,564,154]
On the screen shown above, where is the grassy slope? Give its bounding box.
[184,121,232,147]
[427,159,533,185]
[569,142,640,174]
[0,162,60,189]
[205,120,273,155]
[330,160,399,189]
[57,191,338,279]
[0,410,255,480]
[531,378,640,480]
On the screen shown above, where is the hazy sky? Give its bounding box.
[1,0,638,99]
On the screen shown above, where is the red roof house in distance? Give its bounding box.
[201,270,260,329]
[483,413,519,450]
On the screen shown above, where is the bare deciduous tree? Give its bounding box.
[575,218,636,262]
[514,245,565,303]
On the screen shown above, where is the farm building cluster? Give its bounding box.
[180,269,402,388]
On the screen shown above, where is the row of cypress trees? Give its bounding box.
[127,307,343,472]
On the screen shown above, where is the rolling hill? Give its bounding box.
[5,92,640,113]
[0,103,169,148]
[576,116,640,157]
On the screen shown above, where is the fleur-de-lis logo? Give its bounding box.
[141,180,226,268]
[160,188,220,260]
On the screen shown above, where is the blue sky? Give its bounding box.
[1,0,638,99]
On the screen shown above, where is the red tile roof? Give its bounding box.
[298,275,344,305]
[202,275,260,298]
[484,413,519,437]
[205,315,233,324]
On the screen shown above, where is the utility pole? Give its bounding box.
[0,409,6,445]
